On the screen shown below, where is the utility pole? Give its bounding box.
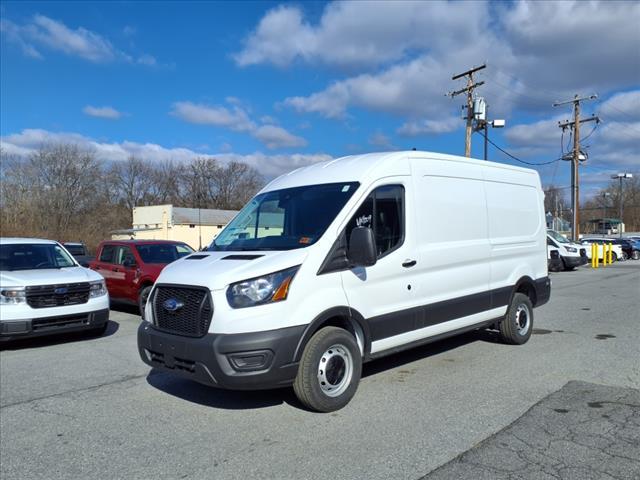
[447,64,485,157]
[553,94,599,242]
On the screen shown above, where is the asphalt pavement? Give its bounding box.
[1,262,639,479]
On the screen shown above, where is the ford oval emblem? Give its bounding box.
[163,298,184,312]
[54,287,68,295]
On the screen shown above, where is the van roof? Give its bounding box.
[262,150,538,193]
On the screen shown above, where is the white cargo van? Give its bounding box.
[138,151,550,412]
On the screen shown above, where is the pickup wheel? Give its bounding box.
[138,286,153,317]
[633,250,640,260]
[293,327,362,413]
[498,293,533,345]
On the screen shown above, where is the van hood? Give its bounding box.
[0,266,101,287]
[155,249,311,291]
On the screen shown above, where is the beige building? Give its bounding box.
[111,204,238,250]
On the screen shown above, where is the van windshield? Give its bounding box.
[547,230,570,244]
[210,182,359,251]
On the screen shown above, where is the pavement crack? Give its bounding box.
[0,372,155,409]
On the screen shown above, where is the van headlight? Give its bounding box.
[89,280,107,298]
[565,247,577,253]
[0,287,26,304]
[227,266,299,309]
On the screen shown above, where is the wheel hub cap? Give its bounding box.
[317,344,353,397]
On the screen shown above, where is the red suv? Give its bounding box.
[89,240,194,314]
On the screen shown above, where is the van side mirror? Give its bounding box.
[347,227,377,267]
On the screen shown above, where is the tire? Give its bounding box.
[612,252,618,262]
[632,250,640,261]
[138,285,153,317]
[621,252,628,261]
[498,293,533,345]
[293,327,362,412]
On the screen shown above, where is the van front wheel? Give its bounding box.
[293,327,362,412]
[498,293,533,345]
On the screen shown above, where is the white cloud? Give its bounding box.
[368,132,396,151]
[171,101,255,132]
[398,117,461,136]
[503,99,640,168]
[253,125,307,149]
[245,1,638,128]
[171,101,307,150]
[234,2,487,69]
[0,129,329,178]
[83,105,124,120]
[0,15,158,65]
[598,91,640,122]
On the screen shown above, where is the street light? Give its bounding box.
[601,192,611,233]
[611,173,633,237]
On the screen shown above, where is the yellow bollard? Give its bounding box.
[608,242,613,264]
[591,243,596,268]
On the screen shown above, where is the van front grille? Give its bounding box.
[152,285,213,337]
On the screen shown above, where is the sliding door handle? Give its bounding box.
[402,259,417,268]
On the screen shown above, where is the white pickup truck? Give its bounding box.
[0,238,109,342]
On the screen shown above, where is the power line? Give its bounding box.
[476,130,561,166]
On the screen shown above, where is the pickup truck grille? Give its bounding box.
[152,285,213,337]
[26,282,90,309]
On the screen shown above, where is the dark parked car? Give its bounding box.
[62,242,94,267]
[611,238,640,260]
[89,240,194,314]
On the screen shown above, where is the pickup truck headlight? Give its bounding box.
[227,266,299,309]
[89,280,107,298]
[565,246,577,253]
[0,287,26,304]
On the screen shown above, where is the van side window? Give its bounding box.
[346,185,404,258]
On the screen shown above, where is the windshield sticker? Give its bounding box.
[299,237,312,244]
[342,185,350,192]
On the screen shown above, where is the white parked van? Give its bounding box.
[546,229,587,270]
[0,238,109,342]
[138,151,550,411]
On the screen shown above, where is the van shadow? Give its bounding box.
[0,320,120,351]
[146,329,500,411]
[362,329,500,378]
[146,370,298,410]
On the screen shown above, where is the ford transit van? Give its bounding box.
[138,151,550,411]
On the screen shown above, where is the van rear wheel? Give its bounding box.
[293,327,362,412]
[498,293,533,345]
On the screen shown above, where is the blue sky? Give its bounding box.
[1,1,639,197]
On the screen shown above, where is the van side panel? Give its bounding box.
[482,165,547,294]
[369,158,496,355]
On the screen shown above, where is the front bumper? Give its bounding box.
[138,323,305,390]
[562,255,587,268]
[0,308,109,341]
[548,258,563,272]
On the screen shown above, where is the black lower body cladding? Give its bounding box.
[138,323,305,390]
[0,309,109,342]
